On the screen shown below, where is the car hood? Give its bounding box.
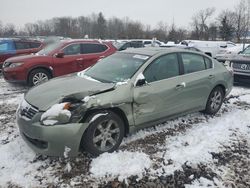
[25,74,115,111]
[5,54,48,62]
[230,54,250,63]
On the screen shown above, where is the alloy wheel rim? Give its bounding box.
[93,119,120,151]
[33,72,48,85]
[210,91,222,111]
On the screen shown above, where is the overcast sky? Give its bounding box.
[0,0,240,29]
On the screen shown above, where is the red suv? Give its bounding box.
[0,38,43,69]
[2,40,116,86]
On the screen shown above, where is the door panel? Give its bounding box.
[53,55,82,76]
[133,53,184,126]
[179,70,214,111]
[133,77,186,125]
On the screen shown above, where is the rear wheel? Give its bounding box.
[28,68,51,86]
[204,86,224,115]
[81,110,125,156]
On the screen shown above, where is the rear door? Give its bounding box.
[78,43,109,70]
[133,53,187,125]
[14,41,32,55]
[53,43,81,76]
[178,52,214,111]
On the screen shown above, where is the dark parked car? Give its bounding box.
[2,40,117,86]
[227,45,250,82]
[0,38,43,69]
[113,41,144,51]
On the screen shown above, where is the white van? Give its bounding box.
[130,39,165,47]
[180,40,236,58]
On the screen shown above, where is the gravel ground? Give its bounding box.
[1,73,250,188]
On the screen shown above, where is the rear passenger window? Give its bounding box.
[81,43,108,54]
[181,53,206,74]
[15,42,30,50]
[204,57,212,69]
[144,53,179,83]
[144,41,151,45]
[30,42,41,48]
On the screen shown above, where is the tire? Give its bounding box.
[81,110,125,156]
[28,68,51,86]
[204,86,224,115]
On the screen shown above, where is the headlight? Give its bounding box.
[40,102,83,126]
[3,62,24,69]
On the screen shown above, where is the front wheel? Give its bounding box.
[204,87,224,115]
[28,68,51,86]
[81,111,125,156]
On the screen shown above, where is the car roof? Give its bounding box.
[121,47,197,56]
[0,38,42,43]
[60,39,111,45]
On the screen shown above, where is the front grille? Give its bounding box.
[19,99,39,120]
[233,62,250,71]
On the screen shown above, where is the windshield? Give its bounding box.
[112,41,126,49]
[37,41,63,55]
[241,46,250,55]
[82,53,150,83]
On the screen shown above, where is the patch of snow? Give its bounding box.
[77,71,100,83]
[159,109,250,175]
[41,103,71,125]
[238,94,250,103]
[42,120,58,126]
[89,113,108,123]
[63,147,72,173]
[0,94,24,105]
[90,151,152,181]
[230,86,250,96]
[185,177,218,188]
[133,54,149,60]
[82,95,96,103]
[65,162,72,173]
[64,146,71,158]
[0,138,53,187]
[116,79,130,86]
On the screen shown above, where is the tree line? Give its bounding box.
[0,0,249,43]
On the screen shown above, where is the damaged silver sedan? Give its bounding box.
[17,48,233,156]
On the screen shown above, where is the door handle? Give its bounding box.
[76,58,83,61]
[176,82,186,89]
[208,75,215,79]
[99,56,105,58]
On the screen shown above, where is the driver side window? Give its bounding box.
[63,44,81,55]
[143,53,180,83]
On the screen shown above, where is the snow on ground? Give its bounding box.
[90,151,152,181]
[0,138,53,187]
[1,74,250,187]
[158,108,250,175]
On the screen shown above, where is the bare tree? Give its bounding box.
[191,7,216,40]
[234,0,250,42]
[2,23,16,37]
[218,10,235,41]
[152,22,168,41]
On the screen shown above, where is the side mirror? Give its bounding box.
[55,52,64,58]
[136,78,147,87]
